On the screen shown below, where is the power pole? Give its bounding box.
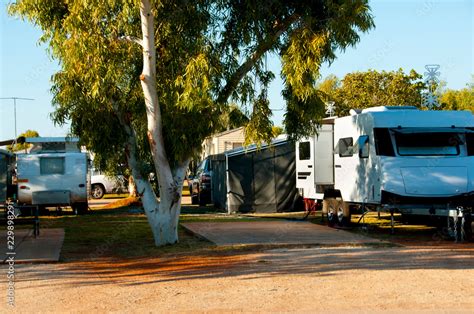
[0,97,34,138]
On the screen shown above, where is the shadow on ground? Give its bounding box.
[12,244,474,289]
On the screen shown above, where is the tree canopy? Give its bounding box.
[440,77,474,112]
[10,0,375,245]
[316,69,426,116]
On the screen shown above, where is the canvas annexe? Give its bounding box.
[296,106,474,239]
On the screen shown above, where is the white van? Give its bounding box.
[296,106,474,237]
[16,137,89,214]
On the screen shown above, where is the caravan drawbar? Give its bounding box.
[296,106,474,237]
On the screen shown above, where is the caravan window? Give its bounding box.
[337,137,353,157]
[466,133,474,156]
[358,135,370,158]
[299,142,311,160]
[40,157,65,175]
[395,132,460,156]
[374,128,395,156]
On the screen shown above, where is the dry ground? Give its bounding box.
[3,245,474,313]
[3,196,474,313]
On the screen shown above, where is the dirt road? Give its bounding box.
[3,245,474,313]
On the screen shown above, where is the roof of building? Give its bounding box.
[209,127,244,138]
[225,136,290,157]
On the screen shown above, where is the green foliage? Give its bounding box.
[440,79,474,112]
[317,69,426,116]
[244,96,274,146]
[9,0,374,172]
[280,0,374,138]
[271,126,284,138]
[8,129,39,152]
[216,104,249,133]
[283,86,326,141]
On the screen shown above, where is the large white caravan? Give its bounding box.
[296,106,474,236]
[16,137,89,214]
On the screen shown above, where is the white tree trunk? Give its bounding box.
[119,0,187,246]
[121,123,188,246]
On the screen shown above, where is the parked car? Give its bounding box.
[90,168,128,199]
[189,158,212,206]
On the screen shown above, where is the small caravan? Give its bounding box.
[16,137,89,214]
[296,106,474,236]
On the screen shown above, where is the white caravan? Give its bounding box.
[16,137,89,214]
[296,106,474,235]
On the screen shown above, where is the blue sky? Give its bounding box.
[1,0,473,140]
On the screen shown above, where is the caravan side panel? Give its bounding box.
[17,152,88,205]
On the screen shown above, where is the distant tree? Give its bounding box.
[440,79,474,112]
[272,126,284,138]
[8,130,39,152]
[316,74,341,103]
[217,104,249,133]
[316,69,426,116]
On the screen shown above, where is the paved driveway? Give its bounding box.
[181,220,386,246]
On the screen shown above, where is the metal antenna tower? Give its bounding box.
[0,97,35,138]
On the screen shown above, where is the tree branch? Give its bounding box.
[216,14,300,104]
[119,35,144,47]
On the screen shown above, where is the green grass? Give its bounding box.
[39,208,213,262]
[31,201,450,262]
[36,202,277,262]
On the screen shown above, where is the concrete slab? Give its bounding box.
[181,221,386,246]
[0,228,64,263]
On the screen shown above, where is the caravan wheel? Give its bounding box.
[323,199,338,227]
[336,200,351,227]
[72,202,88,215]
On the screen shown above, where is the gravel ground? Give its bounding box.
[2,245,474,313]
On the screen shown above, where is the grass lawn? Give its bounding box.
[36,200,273,262]
[29,198,456,262]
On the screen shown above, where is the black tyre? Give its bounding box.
[91,184,105,199]
[336,200,351,227]
[198,193,208,206]
[323,199,338,227]
[191,193,199,205]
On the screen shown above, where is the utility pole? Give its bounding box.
[0,97,34,138]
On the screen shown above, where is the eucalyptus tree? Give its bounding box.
[317,69,426,116]
[10,0,374,246]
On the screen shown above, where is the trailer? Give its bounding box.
[16,137,89,214]
[296,106,474,239]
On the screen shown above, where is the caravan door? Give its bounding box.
[296,137,317,199]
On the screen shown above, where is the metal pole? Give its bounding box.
[14,98,17,138]
[0,97,34,139]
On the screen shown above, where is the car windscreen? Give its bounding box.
[394,132,461,156]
